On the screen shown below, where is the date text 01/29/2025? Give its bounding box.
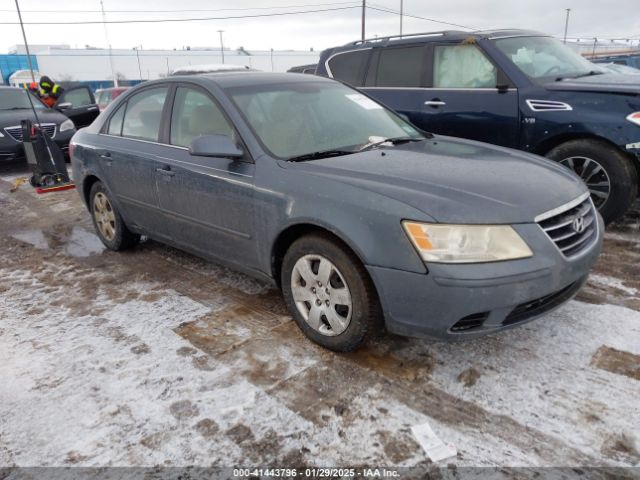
[232,467,400,477]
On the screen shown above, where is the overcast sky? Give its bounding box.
[1,0,639,53]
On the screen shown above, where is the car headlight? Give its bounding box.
[60,119,75,132]
[627,112,640,127]
[403,221,533,263]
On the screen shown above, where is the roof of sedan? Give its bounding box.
[173,71,333,88]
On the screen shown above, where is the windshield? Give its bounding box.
[227,81,423,159]
[494,36,604,81]
[0,89,46,110]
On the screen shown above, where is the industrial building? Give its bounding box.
[0,44,319,90]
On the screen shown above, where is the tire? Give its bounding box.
[281,232,382,352]
[546,139,637,225]
[89,181,140,251]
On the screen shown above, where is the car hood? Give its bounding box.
[544,73,640,95]
[0,108,69,128]
[291,136,587,224]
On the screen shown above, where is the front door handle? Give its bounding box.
[424,100,446,107]
[156,166,175,177]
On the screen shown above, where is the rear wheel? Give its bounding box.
[89,181,140,251]
[281,233,382,352]
[546,139,637,224]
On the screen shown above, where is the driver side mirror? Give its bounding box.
[189,134,244,159]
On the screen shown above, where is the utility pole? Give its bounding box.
[218,30,225,64]
[100,0,118,87]
[361,0,366,42]
[14,0,36,83]
[270,48,274,72]
[591,37,598,57]
[399,0,403,37]
[134,46,142,81]
[563,8,571,44]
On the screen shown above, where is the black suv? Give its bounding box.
[317,30,640,224]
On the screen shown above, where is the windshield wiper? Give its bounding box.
[556,70,604,81]
[287,149,355,162]
[358,136,424,152]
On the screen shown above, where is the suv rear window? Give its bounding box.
[376,46,425,87]
[327,49,369,87]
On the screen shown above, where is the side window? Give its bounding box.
[376,46,425,87]
[327,50,369,86]
[107,103,126,136]
[433,45,497,88]
[121,87,168,142]
[170,87,233,148]
[60,87,93,106]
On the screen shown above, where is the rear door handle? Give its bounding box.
[156,166,175,177]
[424,100,446,107]
[99,151,112,165]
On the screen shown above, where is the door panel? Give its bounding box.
[419,43,520,147]
[154,151,256,267]
[55,86,99,128]
[152,85,257,268]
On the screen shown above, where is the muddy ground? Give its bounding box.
[0,162,639,473]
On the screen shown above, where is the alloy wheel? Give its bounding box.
[93,192,117,241]
[290,254,352,336]
[559,156,611,209]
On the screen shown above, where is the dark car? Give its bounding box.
[287,64,318,74]
[316,30,640,224]
[0,86,76,162]
[71,72,602,351]
[95,87,130,111]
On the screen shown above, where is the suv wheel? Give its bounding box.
[89,181,140,251]
[281,233,382,352]
[546,139,637,224]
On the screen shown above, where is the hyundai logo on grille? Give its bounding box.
[572,216,586,234]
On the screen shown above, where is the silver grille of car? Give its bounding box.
[536,193,598,258]
[4,123,56,142]
[526,99,573,112]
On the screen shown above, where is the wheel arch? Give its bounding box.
[270,222,371,290]
[82,174,102,208]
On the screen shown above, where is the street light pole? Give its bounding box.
[563,8,571,44]
[400,0,403,37]
[134,47,142,81]
[218,30,225,64]
[361,0,366,42]
[100,0,118,87]
[14,0,36,84]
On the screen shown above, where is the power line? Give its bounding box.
[366,4,475,30]
[0,1,360,14]
[0,5,360,25]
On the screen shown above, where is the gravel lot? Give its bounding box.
[0,162,639,473]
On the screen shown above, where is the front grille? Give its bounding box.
[4,123,56,142]
[502,278,584,326]
[536,194,597,258]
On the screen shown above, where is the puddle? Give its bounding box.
[11,230,50,250]
[11,226,105,257]
[64,227,105,257]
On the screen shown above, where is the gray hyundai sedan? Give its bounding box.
[70,72,603,351]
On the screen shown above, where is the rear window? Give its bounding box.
[327,49,369,87]
[376,46,426,87]
[121,87,168,142]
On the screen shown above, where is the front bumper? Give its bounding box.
[367,216,604,340]
[0,129,74,162]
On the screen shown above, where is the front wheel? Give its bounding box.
[546,139,637,224]
[281,233,382,352]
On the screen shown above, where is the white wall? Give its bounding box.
[34,48,319,82]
